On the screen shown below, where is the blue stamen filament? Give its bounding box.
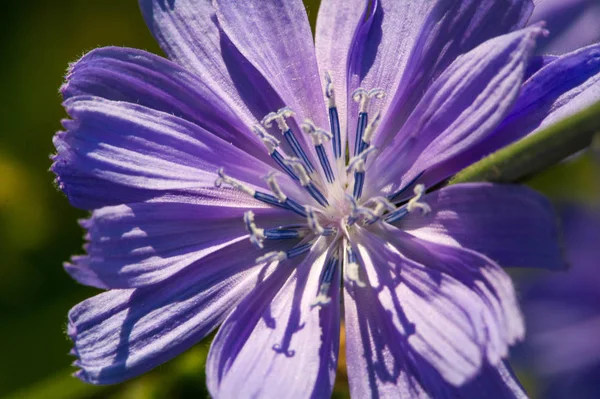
[302,120,335,184]
[324,72,342,160]
[262,108,315,174]
[312,255,339,307]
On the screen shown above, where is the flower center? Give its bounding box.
[215,73,431,306]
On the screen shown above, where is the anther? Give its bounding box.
[346,247,366,287]
[302,120,335,184]
[324,72,342,159]
[406,184,431,215]
[243,211,265,248]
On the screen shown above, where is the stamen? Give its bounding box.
[243,211,266,248]
[262,107,294,132]
[311,256,338,307]
[305,206,324,235]
[324,72,342,159]
[406,184,431,215]
[264,172,287,203]
[215,168,255,197]
[384,206,409,224]
[256,251,287,264]
[252,125,279,154]
[253,126,298,181]
[302,120,335,183]
[362,111,381,149]
[256,241,314,265]
[262,107,315,174]
[388,171,425,202]
[286,242,314,259]
[284,158,329,207]
[261,171,307,217]
[346,247,366,287]
[352,88,385,157]
[345,194,377,225]
[264,228,302,240]
[363,197,396,224]
[346,147,377,174]
[346,147,377,199]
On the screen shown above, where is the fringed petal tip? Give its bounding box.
[64,261,110,290]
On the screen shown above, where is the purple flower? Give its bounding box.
[529,0,600,54]
[519,206,600,399]
[52,0,600,397]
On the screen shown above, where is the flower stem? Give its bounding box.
[450,100,600,185]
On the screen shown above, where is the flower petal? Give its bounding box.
[61,46,270,161]
[396,183,566,270]
[529,0,600,54]
[315,0,370,152]
[66,193,297,289]
[345,276,527,399]
[213,0,328,130]
[346,224,523,387]
[348,0,533,153]
[52,96,301,209]
[69,238,277,385]
[367,25,545,195]
[427,43,600,184]
[206,240,340,398]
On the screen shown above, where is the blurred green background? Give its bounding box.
[0,1,598,399]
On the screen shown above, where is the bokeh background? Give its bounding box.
[0,1,598,398]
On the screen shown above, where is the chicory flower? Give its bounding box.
[52,0,600,397]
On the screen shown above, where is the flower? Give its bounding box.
[519,206,600,399]
[529,0,600,54]
[52,0,600,397]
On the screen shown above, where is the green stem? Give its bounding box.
[450,100,600,185]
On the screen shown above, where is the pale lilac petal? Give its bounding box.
[66,193,297,288]
[344,279,527,399]
[367,25,545,195]
[427,43,600,184]
[214,0,328,131]
[61,46,269,161]
[346,224,524,387]
[206,242,339,398]
[396,183,566,270]
[139,0,293,148]
[315,0,370,150]
[52,97,303,209]
[348,0,533,153]
[69,239,277,385]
